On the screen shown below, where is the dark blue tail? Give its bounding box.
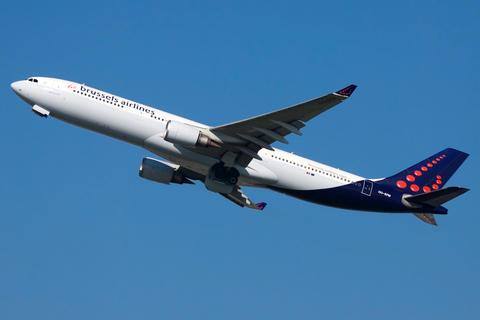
[379,148,469,194]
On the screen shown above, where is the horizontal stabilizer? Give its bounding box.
[405,187,469,208]
[413,213,438,226]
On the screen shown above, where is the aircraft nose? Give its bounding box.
[11,80,34,105]
[11,81,24,96]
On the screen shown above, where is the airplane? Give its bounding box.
[10,77,469,226]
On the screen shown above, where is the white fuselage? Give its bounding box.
[11,77,364,192]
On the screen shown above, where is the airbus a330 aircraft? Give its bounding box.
[11,77,469,225]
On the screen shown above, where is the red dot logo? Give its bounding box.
[437,175,442,179]
[436,158,441,161]
[427,163,433,167]
[397,181,407,188]
[414,170,422,176]
[410,184,419,192]
[432,160,437,164]
[421,166,428,171]
[406,175,415,182]
[432,184,439,190]
[423,186,431,193]
[436,180,442,184]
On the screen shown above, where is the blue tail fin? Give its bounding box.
[379,148,469,194]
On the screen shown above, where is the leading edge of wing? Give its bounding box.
[207,84,356,167]
[210,84,357,133]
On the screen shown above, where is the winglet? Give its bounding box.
[335,85,357,97]
[256,202,267,210]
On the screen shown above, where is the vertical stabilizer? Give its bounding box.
[379,148,469,195]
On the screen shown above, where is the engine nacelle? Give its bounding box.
[163,120,218,148]
[139,157,190,185]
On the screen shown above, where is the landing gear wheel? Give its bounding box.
[210,163,239,185]
[226,168,239,185]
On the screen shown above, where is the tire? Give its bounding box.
[226,168,239,185]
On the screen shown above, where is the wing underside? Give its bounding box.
[208,85,357,166]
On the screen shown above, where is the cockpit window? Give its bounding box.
[27,78,38,83]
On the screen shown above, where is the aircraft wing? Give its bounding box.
[209,85,356,166]
[175,166,267,210]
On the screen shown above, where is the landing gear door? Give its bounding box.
[361,180,373,196]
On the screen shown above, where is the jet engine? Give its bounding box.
[163,120,219,148]
[139,157,193,185]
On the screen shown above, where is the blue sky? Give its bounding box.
[1,1,479,319]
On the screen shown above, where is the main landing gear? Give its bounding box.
[211,162,240,185]
[204,151,240,194]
